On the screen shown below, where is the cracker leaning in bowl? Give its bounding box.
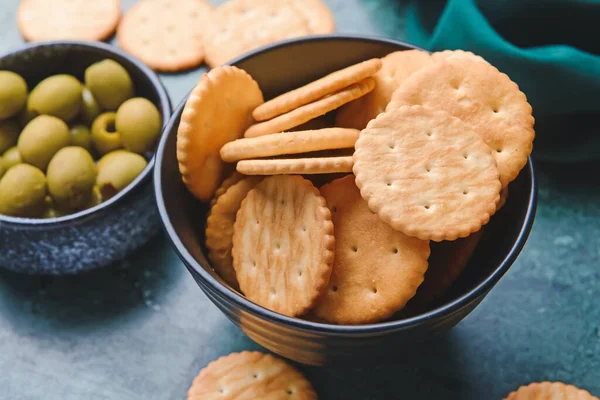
[176,50,534,323]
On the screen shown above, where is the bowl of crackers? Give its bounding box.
[155,35,537,365]
[0,40,171,274]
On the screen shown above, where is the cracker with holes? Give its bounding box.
[188,351,317,400]
[206,177,263,290]
[353,106,501,242]
[221,128,359,162]
[314,176,430,324]
[177,66,263,202]
[117,0,214,72]
[336,50,433,130]
[253,58,381,121]
[17,0,120,41]
[244,78,375,138]
[232,175,334,317]
[503,382,599,400]
[388,57,535,187]
[237,156,354,176]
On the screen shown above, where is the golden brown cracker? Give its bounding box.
[205,177,262,290]
[210,171,244,208]
[220,128,359,162]
[17,0,120,41]
[188,351,317,400]
[245,78,374,138]
[388,57,534,187]
[291,0,335,34]
[237,156,353,176]
[177,66,263,202]
[117,0,213,72]
[314,176,430,324]
[504,382,599,400]
[232,175,334,317]
[353,106,501,242]
[335,50,433,129]
[253,59,381,121]
[432,49,489,64]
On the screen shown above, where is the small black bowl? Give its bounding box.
[0,41,171,274]
[154,35,537,366]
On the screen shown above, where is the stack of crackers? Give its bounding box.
[177,48,535,325]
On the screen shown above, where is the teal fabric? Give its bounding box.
[406,0,600,162]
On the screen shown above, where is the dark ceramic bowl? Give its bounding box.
[0,41,171,274]
[155,35,537,366]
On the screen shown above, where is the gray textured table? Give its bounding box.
[1,1,599,399]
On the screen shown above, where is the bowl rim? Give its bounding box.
[0,40,172,227]
[154,34,538,335]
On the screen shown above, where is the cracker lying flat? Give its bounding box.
[353,106,501,242]
[237,156,354,176]
[314,176,430,324]
[504,382,599,400]
[177,66,263,202]
[245,78,375,138]
[17,0,120,41]
[210,171,244,207]
[188,351,317,400]
[117,0,214,72]
[388,57,535,187]
[291,0,335,34]
[221,128,359,162]
[232,175,334,317]
[432,49,488,64]
[336,50,433,129]
[253,59,381,121]
[206,177,262,290]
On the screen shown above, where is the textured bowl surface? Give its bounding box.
[154,35,537,366]
[0,41,171,275]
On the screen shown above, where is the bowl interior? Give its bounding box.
[0,41,171,225]
[156,36,536,332]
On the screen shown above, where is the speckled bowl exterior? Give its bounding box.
[155,35,537,366]
[0,41,171,275]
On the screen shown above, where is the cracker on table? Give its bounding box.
[388,57,534,187]
[237,156,354,176]
[232,175,334,317]
[245,78,375,138]
[177,66,263,202]
[353,105,501,242]
[503,382,599,400]
[188,351,317,400]
[314,175,430,324]
[17,0,120,41]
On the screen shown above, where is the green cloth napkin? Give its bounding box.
[406,0,600,162]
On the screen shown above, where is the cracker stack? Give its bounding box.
[177,49,535,324]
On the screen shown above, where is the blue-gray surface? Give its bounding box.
[1,0,599,399]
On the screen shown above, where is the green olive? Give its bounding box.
[0,156,5,179]
[2,146,22,169]
[79,86,102,124]
[96,150,147,199]
[16,105,37,127]
[0,71,28,120]
[0,119,20,154]
[85,59,134,110]
[18,115,70,171]
[47,146,97,211]
[115,97,161,154]
[28,74,82,122]
[0,163,46,217]
[69,124,93,151]
[91,112,122,155]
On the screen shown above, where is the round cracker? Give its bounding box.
[388,57,535,187]
[210,171,244,207]
[335,50,433,130]
[237,156,354,176]
[17,0,120,41]
[117,0,213,72]
[188,351,317,400]
[353,106,501,242]
[314,176,430,324]
[221,128,359,162]
[431,49,489,64]
[245,78,375,138]
[232,175,334,317]
[206,177,262,290]
[203,0,311,68]
[253,59,381,121]
[504,382,599,400]
[177,66,264,202]
[291,0,335,34]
